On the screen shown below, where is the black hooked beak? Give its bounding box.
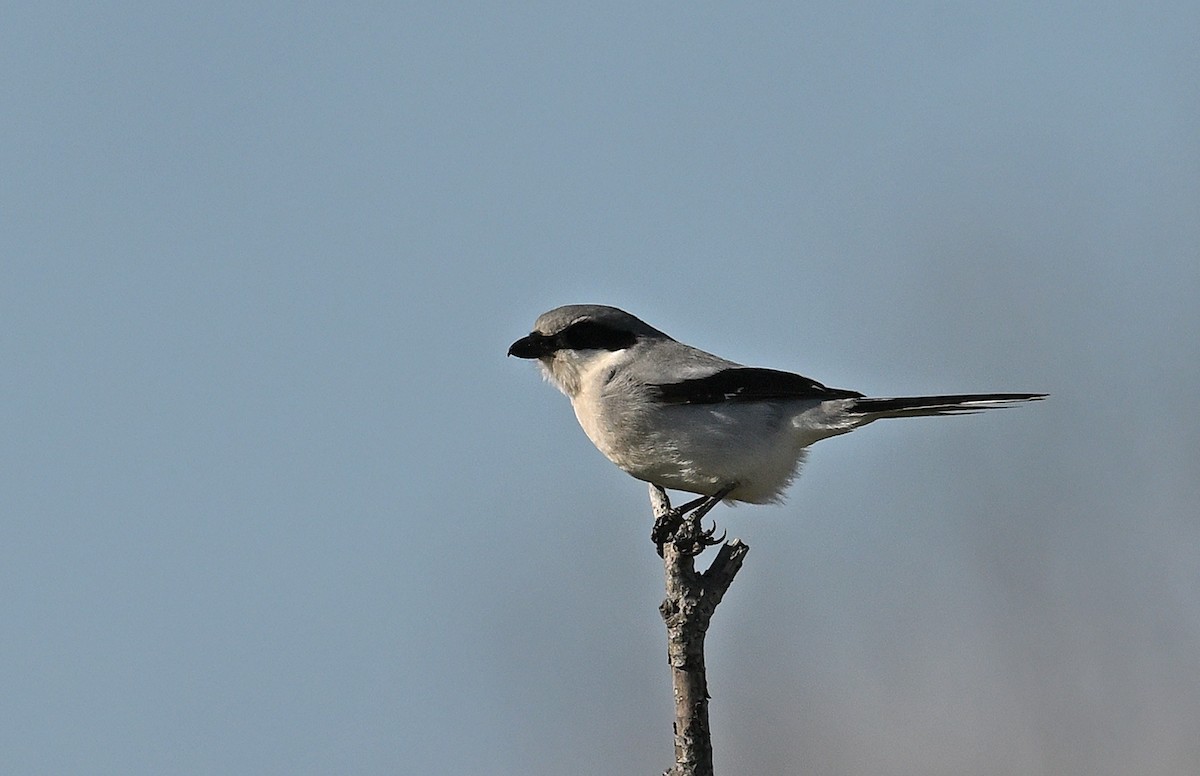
[507,332,558,359]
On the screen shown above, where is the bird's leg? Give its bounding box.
[663,484,736,557]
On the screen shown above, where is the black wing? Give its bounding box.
[651,367,863,405]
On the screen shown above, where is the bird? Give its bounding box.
[508,304,1045,548]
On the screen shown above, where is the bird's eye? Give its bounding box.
[557,320,637,351]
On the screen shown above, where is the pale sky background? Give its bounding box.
[3,4,1198,775]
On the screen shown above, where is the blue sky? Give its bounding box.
[3,4,1198,775]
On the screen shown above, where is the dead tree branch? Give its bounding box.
[651,485,750,776]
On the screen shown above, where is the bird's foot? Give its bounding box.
[651,493,709,554]
[651,508,684,556]
[671,512,727,557]
[652,485,735,556]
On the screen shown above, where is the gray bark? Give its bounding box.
[651,485,750,776]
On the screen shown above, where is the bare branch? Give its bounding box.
[652,484,749,776]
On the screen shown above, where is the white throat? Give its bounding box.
[539,349,626,399]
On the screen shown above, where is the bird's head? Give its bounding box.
[508,304,669,397]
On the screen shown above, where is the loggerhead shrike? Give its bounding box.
[509,304,1045,545]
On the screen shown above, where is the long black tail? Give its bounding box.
[849,393,1047,419]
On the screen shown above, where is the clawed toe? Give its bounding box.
[700,520,726,547]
